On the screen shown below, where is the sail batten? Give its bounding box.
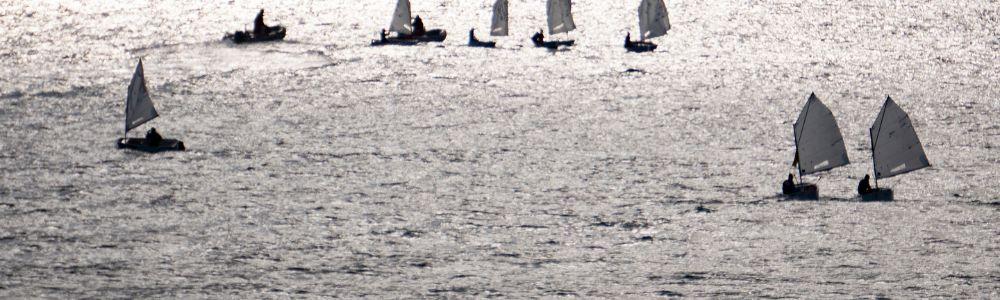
[638,0,671,40]
[793,93,849,175]
[546,0,576,34]
[389,0,413,34]
[870,97,930,179]
[491,0,509,36]
[124,59,158,135]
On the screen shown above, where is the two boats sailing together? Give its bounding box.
[784,93,930,201]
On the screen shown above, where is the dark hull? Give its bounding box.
[533,39,575,49]
[783,183,819,200]
[227,26,287,44]
[117,138,185,153]
[469,39,496,48]
[417,29,448,42]
[371,38,420,46]
[371,29,447,46]
[626,41,657,52]
[860,188,893,201]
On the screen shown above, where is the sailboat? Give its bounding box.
[859,96,930,201]
[116,59,185,153]
[531,0,576,49]
[625,0,671,53]
[371,0,447,46]
[783,93,850,200]
[469,0,508,48]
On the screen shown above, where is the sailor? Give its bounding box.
[782,173,795,195]
[412,15,426,36]
[380,29,388,42]
[253,9,268,36]
[145,127,163,146]
[857,174,873,195]
[625,32,633,47]
[469,28,478,43]
[531,30,544,44]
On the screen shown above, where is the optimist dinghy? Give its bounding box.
[116,59,185,153]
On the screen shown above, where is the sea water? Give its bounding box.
[1,0,998,297]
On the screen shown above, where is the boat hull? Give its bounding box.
[626,41,657,52]
[117,138,185,153]
[371,38,420,46]
[533,39,575,49]
[226,26,287,44]
[469,39,496,48]
[860,188,893,201]
[783,183,819,200]
[417,29,448,42]
[372,29,448,46]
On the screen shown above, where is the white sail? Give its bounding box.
[546,0,576,34]
[793,93,849,175]
[870,96,930,179]
[638,0,671,40]
[389,0,413,34]
[125,59,158,134]
[490,0,509,36]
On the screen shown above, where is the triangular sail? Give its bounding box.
[870,96,930,179]
[389,0,413,34]
[546,0,576,34]
[793,93,850,175]
[125,59,158,135]
[638,0,671,40]
[490,0,509,36]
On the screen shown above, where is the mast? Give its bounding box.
[870,130,878,189]
[795,96,812,182]
[124,58,139,140]
[871,96,890,189]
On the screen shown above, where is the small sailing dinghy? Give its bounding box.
[626,0,671,53]
[371,0,447,46]
[469,0,508,48]
[116,59,185,153]
[859,96,930,201]
[531,0,576,49]
[783,93,850,200]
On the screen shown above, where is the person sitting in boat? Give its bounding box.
[625,32,633,48]
[145,127,163,146]
[253,9,269,36]
[782,173,795,195]
[380,29,388,42]
[531,30,545,44]
[857,174,873,195]
[412,15,426,37]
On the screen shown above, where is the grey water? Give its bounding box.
[1,0,998,298]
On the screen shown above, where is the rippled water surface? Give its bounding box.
[1,0,999,298]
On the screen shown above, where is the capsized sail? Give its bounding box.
[870,96,930,179]
[390,0,413,34]
[638,0,671,40]
[125,59,158,134]
[793,93,849,175]
[491,0,509,36]
[546,0,576,34]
